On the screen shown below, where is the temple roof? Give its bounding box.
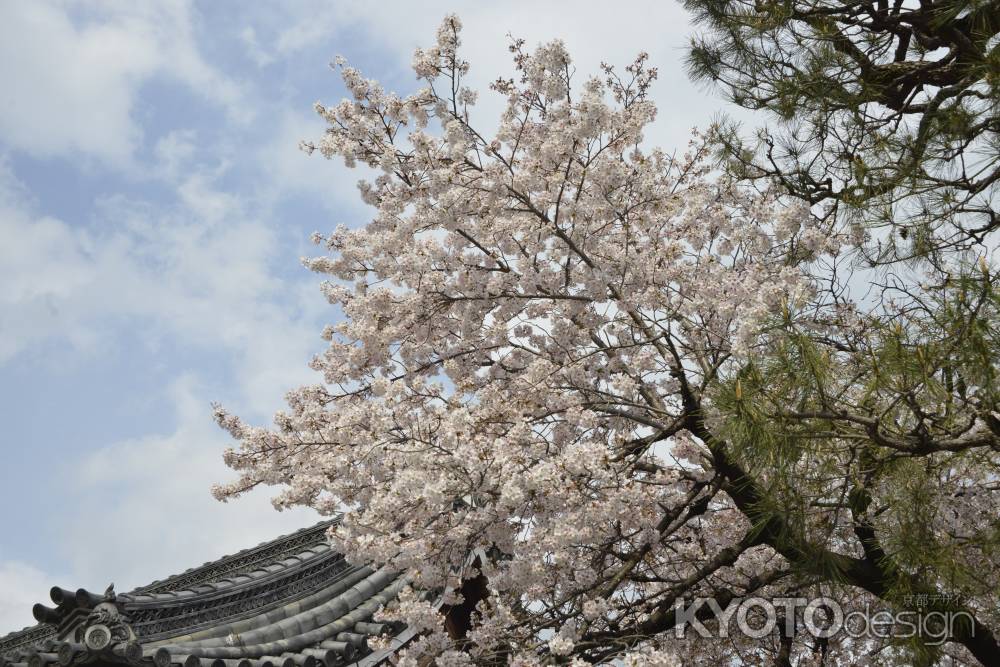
[0,519,419,667]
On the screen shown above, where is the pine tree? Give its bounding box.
[684,0,1000,264]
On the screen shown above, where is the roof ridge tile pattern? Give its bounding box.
[0,519,417,667]
[133,520,340,596]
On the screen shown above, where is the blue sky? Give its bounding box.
[0,0,747,631]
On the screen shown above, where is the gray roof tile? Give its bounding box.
[1,519,420,667]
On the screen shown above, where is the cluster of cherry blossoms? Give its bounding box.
[212,14,1000,667]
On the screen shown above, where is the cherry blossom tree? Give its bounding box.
[213,16,1000,667]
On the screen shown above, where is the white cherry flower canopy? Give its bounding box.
[212,16,1000,667]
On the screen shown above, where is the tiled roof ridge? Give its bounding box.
[131,518,341,595]
[0,516,421,667]
[0,518,341,657]
[125,551,354,642]
[0,626,56,659]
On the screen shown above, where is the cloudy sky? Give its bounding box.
[0,0,754,632]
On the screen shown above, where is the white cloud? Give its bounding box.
[153,129,198,182]
[0,1,249,167]
[0,154,327,620]
[64,374,318,593]
[252,108,376,217]
[0,561,65,634]
[0,160,106,361]
[0,377,319,633]
[0,153,328,412]
[240,26,276,67]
